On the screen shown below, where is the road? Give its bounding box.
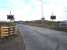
[17,24,67,50]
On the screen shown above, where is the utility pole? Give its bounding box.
[40,0,45,22]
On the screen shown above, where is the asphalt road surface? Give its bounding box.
[17,24,67,50]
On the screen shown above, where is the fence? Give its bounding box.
[0,26,16,38]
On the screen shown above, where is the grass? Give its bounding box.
[0,22,16,26]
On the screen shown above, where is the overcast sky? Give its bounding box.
[0,0,67,21]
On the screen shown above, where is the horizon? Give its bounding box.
[0,0,67,21]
